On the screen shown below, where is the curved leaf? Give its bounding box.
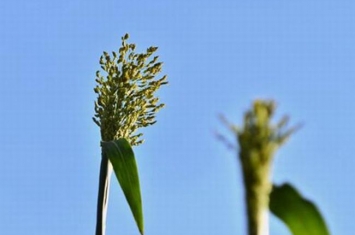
[270,183,330,235]
[101,138,144,235]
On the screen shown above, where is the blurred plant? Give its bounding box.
[219,100,329,235]
[93,33,167,235]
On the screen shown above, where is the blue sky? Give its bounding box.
[1,0,355,234]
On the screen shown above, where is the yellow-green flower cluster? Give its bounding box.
[237,100,296,164]
[93,34,168,145]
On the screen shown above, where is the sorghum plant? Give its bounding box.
[220,100,329,235]
[93,33,167,235]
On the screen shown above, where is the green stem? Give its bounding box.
[241,161,271,235]
[227,100,295,235]
[96,152,112,235]
[243,178,271,235]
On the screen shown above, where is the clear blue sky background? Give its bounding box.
[1,0,354,234]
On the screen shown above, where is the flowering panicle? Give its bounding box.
[237,100,298,164]
[93,34,168,144]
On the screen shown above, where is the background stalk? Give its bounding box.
[241,160,271,235]
[221,100,296,235]
[96,153,113,235]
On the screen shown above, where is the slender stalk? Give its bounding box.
[242,162,271,235]
[220,100,296,235]
[96,153,113,235]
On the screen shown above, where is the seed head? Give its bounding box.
[93,34,168,145]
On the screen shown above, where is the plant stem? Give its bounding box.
[96,153,113,235]
[223,100,295,235]
[242,164,271,235]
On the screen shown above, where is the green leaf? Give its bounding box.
[101,138,144,235]
[270,183,330,235]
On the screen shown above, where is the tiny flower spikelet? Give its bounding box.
[93,34,168,144]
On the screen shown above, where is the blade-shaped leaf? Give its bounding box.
[101,138,144,235]
[270,183,330,235]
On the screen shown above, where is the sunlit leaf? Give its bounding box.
[101,138,144,235]
[270,183,330,235]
